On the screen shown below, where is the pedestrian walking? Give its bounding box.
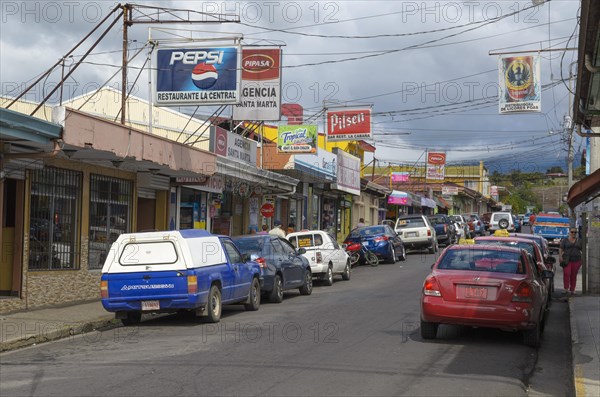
[559,227,583,296]
[356,218,366,228]
[576,215,583,238]
[529,213,536,234]
[269,220,286,238]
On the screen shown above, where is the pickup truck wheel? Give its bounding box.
[121,312,141,326]
[342,262,351,280]
[269,275,284,303]
[299,271,313,295]
[324,266,333,286]
[205,285,222,323]
[244,277,261,311]
[428,243,435,254]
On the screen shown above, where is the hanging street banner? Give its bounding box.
[391,172,410,182]
[154,46,241,106]
[277,125,318,153]
[233,47,282,121]
[498,55,541,114]
[332,148,361,196]
[326,108,372,141]
[426,152,446,180]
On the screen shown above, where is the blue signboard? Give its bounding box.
[154,46,241,106]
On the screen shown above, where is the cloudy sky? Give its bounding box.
[0,0,583,174]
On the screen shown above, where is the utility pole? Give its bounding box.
[121,4,130,125]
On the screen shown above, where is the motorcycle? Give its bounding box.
[344,241,379,267]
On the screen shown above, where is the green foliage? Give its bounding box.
[546,166,565,174]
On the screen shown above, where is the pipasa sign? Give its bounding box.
[426,152,446,181]
[326,108,371,141]
[277,125,317,153]
[233,47,281,121]
[154,46,241,106]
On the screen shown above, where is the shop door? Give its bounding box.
[1,179,19,295]
[137,198,156,232]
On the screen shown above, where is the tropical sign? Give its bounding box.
[277,125,317,153]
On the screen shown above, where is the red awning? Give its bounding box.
[567,168,600,208]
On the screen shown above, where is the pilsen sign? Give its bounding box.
[326,108,372,141]
[209,126,257,165]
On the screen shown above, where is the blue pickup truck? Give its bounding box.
[100,229,262,325]
[533,214,570,252]
[428,214,457,247]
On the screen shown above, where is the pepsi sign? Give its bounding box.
[154,46,241,106]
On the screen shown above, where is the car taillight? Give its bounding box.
[423,276,442,297]
[512,282,533,302]
[188,275,198,294]
[374,236,389,243]
[316,251,322,263]
[255,257,267,269]
[427,229,432,237]
[100,280,108,298]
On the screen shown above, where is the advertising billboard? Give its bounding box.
[426,152,446,181]
[277,125,318,153]
[233,47,282,121]
[326,108,372,141]
[209,126,257,165]
[498,55,541,114]
[154,46,241,106]
[332,148,360,196]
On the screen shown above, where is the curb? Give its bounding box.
[0,317,119,353]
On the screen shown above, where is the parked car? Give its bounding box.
[344,225,406,263]
[395,215,437,253]
[469,213,484,236]
[420,244,552,347]
[286,230,351,285]
[489,212,515,232]
[232,234,313,302]
[481,212,492,231]
[100,230,262,325]
[449,215,470,239]
[509,232,551,260]
[428,214,457,247]
[475,234,556,304]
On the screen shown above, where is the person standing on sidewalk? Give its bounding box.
[559,227,583,296]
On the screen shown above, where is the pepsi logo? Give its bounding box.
[242,54,274,73]
[191,63,218,89]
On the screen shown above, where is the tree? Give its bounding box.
[546,166,565,174]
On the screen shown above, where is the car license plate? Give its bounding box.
[465,286,488,299]
[141,300,160,311]
[406,232,417,237]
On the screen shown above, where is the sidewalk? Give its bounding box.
[1,296,599,397]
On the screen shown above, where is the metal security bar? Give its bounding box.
[88,174,133,270]
[29,167,82,270]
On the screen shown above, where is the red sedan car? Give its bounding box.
[421,245,553,347]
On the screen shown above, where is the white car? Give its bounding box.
[450,214,470,239]
[287,230,351,285]
[489,211,515,232]
[394,215,438,254]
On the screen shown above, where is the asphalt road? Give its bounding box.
[0,248,573,397]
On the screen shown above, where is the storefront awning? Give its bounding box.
[567,168,600,209]
[434,196,450,209]
[217,157,299,194]
[421,197,437,208]
[388,190,411,205]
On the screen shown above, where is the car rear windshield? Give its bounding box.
[493,213,511,221]
[396,218,425,228]
[293,234,323,248]
[233,238,265,256]
[429,216,446,224]
[119,241,178,265]
[475,240,534,256]
[437,249,525,274]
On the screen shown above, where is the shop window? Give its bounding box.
[89,174,133,270]
[29,167,82,270]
